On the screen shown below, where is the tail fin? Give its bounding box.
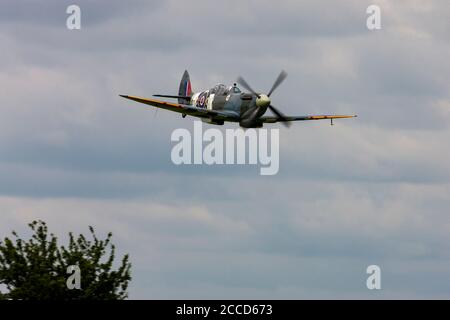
[178,70,192,104]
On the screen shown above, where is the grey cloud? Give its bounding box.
[3,189,450,298]
[0,0,160,27]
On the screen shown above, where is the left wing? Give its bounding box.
[261,114,357,123]
[119,95,239,120]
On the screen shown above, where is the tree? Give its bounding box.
[0,220,131,300]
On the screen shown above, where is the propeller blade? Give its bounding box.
[239,106,261,127]
[269,105,291,127]
[267,70,288,97]
[243,105,260,121]
[237,76,260,97]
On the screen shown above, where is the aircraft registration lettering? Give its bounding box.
[196,91,209,109]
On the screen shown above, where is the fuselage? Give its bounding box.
[190,84,269,127]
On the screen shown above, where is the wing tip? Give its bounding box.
[337,115,357,119]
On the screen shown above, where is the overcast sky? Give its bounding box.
[1,0,450,299]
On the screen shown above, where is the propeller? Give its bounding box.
[237,70,290,127]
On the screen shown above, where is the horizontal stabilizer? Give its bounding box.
[153,94,192,100]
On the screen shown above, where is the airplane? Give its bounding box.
[120,70,356,128]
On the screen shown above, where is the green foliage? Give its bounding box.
[0,220,131,300]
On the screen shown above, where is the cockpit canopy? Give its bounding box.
[210,84,241,95]
[210,84,227,95]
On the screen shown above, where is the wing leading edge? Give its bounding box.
[119,95,239,120]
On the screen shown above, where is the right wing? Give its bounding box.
[119,95,239,121]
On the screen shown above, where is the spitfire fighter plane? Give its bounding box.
[120,70,356,128]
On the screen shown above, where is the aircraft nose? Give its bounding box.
[256,94,271,108]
